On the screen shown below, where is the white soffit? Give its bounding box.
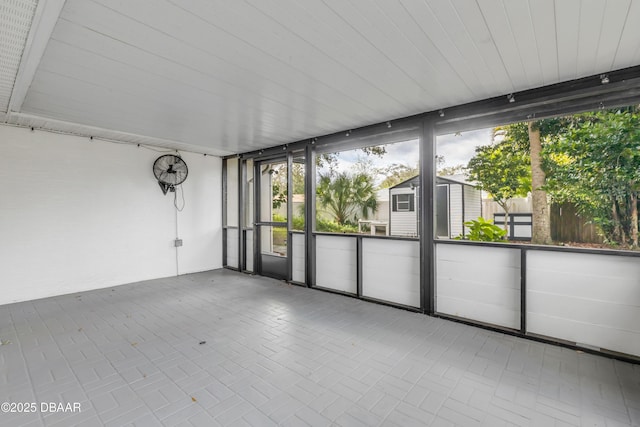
[0,0,37,112]
[7,0,640,154]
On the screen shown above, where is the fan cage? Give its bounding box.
[153,155,188,195]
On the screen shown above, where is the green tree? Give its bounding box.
[495,120,567,244]
[438,164,466,177]
[292,162,305,195]
[379,163,419,188]
[546,107,640,246]
[467,141,531,232]
[316,171,378,225]
[268,164,287,211]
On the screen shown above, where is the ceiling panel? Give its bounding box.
[529,0,559,85]
[0,0,37,112]
[1,0,639,155]
[613,0,640,69]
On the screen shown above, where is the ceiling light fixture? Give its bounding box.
[438,110,445,117]
[346,130,351,137]
[507,93,515,103]
[386,121,392,128]
[600,74,610,84]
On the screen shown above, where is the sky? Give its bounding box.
[436,128,493,169]
[319,127,493,184]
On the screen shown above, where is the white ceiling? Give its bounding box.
[2,0,640,156]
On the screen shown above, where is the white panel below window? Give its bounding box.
[316,235,356,293]
[527,251,640,357]
[291,233,305,283]
[514,225,531,238]
[226,228,238,268]
[436,244,520,329]
[362,239,420,307]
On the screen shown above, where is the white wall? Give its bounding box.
[389,188,417,237]
[463,185,482,235]
[527,251,640,357]
[436,243,521,329]
[372,200,389,222]
[449,184,463,238]
[0,125,222,305]
[362,239,420,307]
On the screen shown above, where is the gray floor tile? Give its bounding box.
[0,269,638,426]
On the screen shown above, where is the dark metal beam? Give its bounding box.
[520,249,527,335]
[356,236,363,298]
[420,116,437,315]
[253,161,261,275]
[314,123,421,154]
[287,152,294,282]
[237,158,244,271]
[435,65,640,128]
[436,90,640,135]
[221,159,227,267]
[305,144,316,287]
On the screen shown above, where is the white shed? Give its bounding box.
[388,175,482,238]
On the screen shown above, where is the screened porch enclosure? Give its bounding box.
[223,68,640,363]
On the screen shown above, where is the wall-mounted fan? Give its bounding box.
[153,154,188,194]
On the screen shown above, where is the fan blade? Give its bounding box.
[158,171,171,183]
[174,173,187,184]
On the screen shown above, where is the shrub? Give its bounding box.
[316,218,358,233]
[458,217,507,242]
[292,216,304,231]
[269,213,357,233]
[272,227,287,247]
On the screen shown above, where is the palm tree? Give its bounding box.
[317,172,377,225]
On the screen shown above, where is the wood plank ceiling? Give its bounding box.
[2,0,640,156]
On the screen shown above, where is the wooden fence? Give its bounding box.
[550,202,604,244]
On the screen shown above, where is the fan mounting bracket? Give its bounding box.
[158,182,175,195]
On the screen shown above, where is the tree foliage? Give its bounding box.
[466,140,531,229]
[378,163,418,188]
[437,164,466,177]
[545,106,640,246]
[469,107,640,247]
[316,171,378,225]
[494,120,569,244]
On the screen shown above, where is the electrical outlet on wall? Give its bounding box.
[174,239,183,247]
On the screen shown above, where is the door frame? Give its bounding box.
[253,154,291,280]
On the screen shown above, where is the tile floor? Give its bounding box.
[0,269,639,426]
